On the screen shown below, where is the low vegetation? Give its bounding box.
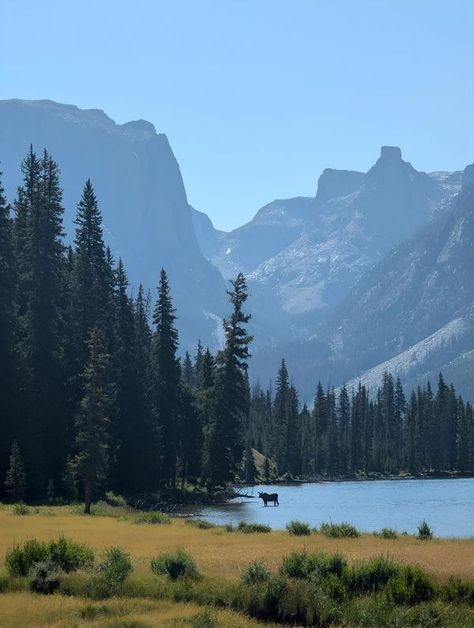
[418,519,434,540]
[319,521,360,538]
[237,521,271,533]
[286,520,311,536]
[0,506,473,626]
[133,511,171,525]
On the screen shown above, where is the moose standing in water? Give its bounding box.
[258,491,279,506]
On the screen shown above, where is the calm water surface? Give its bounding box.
[194,479,474,538]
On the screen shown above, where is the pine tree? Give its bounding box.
[243,442,258,484]
[151,269,181,486]
[5,441,27,502]
[338,384,350,473]
[272,360,290,473]
[13,149,66,497]
[203,273,252,487]
[72,327,112,514]
[0,173,16,493]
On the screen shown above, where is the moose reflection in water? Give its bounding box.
[258,491,279,506]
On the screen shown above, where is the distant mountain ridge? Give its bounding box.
[0,99,226,350]
[1,99,471,399]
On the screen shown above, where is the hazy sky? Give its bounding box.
[1,0,473,230]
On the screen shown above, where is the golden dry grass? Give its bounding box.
[0,592,270,627]
[0,505,473,582]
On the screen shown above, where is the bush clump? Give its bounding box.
[99,547,133,594]
[417,519,433,540]
[12,502,30,516]
[374,527,399,539]
[237,521,271,534]
[29,560,63,594]
[103,491,127,508]
[384,565,436,604]
[150,549,199,580]
[134,511,171,525]
[286,520,311,536]
[185,518,216,529]
[5,537,94,577]
[345,555,401,594]
[48,536,94,572]
[319,521,360,538]
[241,560,271,585]
[280,550,347,580]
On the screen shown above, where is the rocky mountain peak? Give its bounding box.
[379,145,402,161]
[315,168,364,205]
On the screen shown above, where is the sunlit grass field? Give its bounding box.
[0,504,473,581]
[0,503,473,626]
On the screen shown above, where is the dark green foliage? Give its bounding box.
[72,327,112,514]
[6,540,49,577]
[150,549,199,580]
[417,520,434,540]
[134,511,171,525]
[344,556,401,594]
[48,536,94,572]
[189,609,218,628]
[203,274,252,487]
[286,520,311,536]
[237,521,271,533]
[374,527,399,539]
[5,537,93,577]
[384,565,436,604]
[280,550,347,580]
[99,547,133,594]
[241,560,271,585]
[319,522,360,538]
[4,441,26,502]
[29,560,63,594]
[184,518,216,529]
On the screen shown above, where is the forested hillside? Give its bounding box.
[1,149,473,507]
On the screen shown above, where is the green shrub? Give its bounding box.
[374,527,399,539]
[185,518,216,529]
[80,604,111,620]
[29,560,63,594]
[150,549,199,580]
[134,511,171,525]
[48,536,94,572]
[417,520,433,540]
[442,578,474,605]
[286,520,311,536]
[319,521,360,538]
[241,560,271,585]
[12,502,30,516]
[5,539,49,576]
[237,521,271,534]
[224,523,234,532]
[104,491,127,507]
[344,555,401,594]
[280,550,347,580]
[384,565,436,604]
[99,547,133,594]
[5,537,94,577]
[189,609,217,627]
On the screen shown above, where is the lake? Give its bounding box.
[193,478,474,538]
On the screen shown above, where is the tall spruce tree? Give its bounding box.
[0,173,16,493]
[73,327,112,514]
[4,441,27,502]
[151,269,181,486]
[203,273,252,487]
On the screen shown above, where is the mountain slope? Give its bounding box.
[0,99,226,349]
[264,165,474,401]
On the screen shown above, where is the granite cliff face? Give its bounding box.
[0,99,226,349]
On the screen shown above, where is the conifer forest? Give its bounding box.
[0,149,473,508]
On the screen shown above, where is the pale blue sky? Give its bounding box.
[1,0,473,230]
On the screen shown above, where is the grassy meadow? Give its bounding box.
[0,503,473,626]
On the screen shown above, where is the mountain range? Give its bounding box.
[1,99,472,399]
